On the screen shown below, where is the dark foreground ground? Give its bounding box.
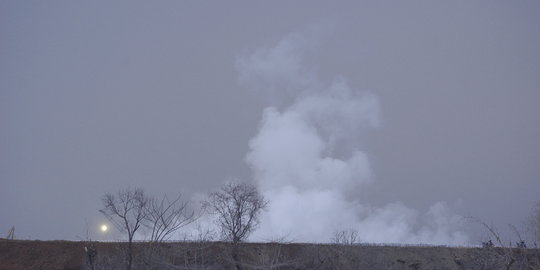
[1,239,539,270]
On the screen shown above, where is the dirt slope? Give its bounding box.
[0,240,84,270]
[1,239,539,270]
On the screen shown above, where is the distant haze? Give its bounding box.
[1,1,539,244]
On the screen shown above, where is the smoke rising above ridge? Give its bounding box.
[237,31,468,245]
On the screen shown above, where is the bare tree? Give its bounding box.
[204,182,268,243]
[100,187,149,270]
[204,182,268,270]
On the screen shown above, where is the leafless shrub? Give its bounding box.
[141,194,198,268]
[508,224,528,249]
[529,200,540,248]
[332,229,359,245]
[144,194,197,242]
[143,195,205,269]
[243,237,300,270]
[191,223,217,242]
[466,216,517,269]
[158,224,220,270]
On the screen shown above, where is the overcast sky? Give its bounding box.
[1,1,539,244]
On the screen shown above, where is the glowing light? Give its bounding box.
[101,225,108,232]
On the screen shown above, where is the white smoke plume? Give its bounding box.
[237,31,468,245]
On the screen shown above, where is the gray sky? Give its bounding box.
[1,1,539,243]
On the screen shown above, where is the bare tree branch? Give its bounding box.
[144,194,198,242]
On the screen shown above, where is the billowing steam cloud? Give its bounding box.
[237,31,468,245]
